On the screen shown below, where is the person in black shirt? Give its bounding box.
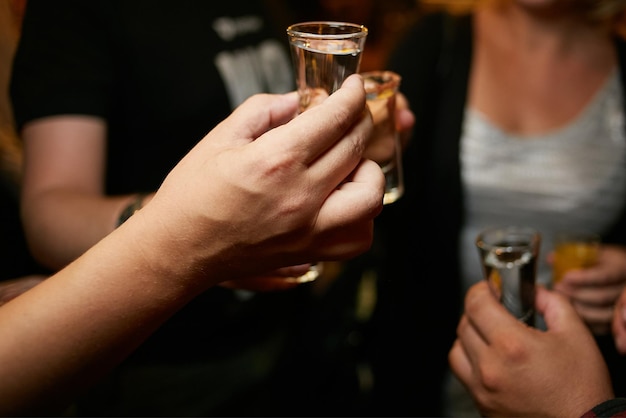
[10,1,414,414]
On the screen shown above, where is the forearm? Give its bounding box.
[21,191,150,270]
[0,208,211,415]
[19,115,152,271]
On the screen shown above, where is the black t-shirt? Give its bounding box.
[11,0,294,194]
[10,0,299,362]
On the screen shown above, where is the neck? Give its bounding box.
[478,0,613,57]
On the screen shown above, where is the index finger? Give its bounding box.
[559,266,623,288]
[613,290,626,354]
[268,74,368,165]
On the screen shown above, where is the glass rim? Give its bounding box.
[286,21,368,39]
[362,70,402,85]
[476,226,541,252]
[362,71,401,96]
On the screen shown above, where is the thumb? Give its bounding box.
[536,286,587,335]
[613,291,626,354]
[217,92,300,144]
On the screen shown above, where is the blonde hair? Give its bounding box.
[0,0,24,186]
[582,0,626,22]
[420,0,626,25]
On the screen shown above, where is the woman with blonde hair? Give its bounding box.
[370,0,626,415]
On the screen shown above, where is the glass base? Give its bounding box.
[287,263,322,283]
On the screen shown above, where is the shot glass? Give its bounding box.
[362,70,404,205]
[476,226,541,326]
[287,21,368,113]
[552,231,600,285]
[286,21,367,282]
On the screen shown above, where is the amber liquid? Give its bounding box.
[553,241,598,284]
[365,82,403,205]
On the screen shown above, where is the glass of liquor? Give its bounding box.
[286,21,368,283]
[362,70,404,205]
[476,226,541,326]
[552,231,600,285]
[287,21,368,112]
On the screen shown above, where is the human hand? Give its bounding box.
[363,91,414,164]
[195,155,313,293]
[132,74,384,288]
[612,285,626,354]
[553,244,626,335]
[395,92,414,150]
[449,281,614,417]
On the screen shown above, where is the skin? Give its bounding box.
[471,0,616,137]
[449,281,614,417]
[0,75,385,415]
[612,285,626,354]
[0,275,47,306]
[19,83,413,276]
[17,83,412,291]
[553,245,626,335]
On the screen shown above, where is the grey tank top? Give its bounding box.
[460,70,626,292]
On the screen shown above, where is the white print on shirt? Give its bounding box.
[215,39,294,108]
[213,15,264,42]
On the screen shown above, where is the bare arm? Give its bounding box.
[0,76,384,415]
[20,115,150,269]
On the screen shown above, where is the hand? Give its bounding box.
[132,74,385,288]
[553,244,626,335]
[612,286,626,354]
[0,75,381,416]
[363,91,414,164]
[395,92,414,150]
[449,281,614,417]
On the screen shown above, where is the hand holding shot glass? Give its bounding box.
[552,231,600,285]
[476,226,541,326]
[287,21,368,282]
[362,70,404,205]
[287,21,368,112]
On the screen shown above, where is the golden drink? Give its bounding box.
[553,238,599,284]
[363,71,403,205]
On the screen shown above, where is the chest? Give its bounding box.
[468,38,617,136]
